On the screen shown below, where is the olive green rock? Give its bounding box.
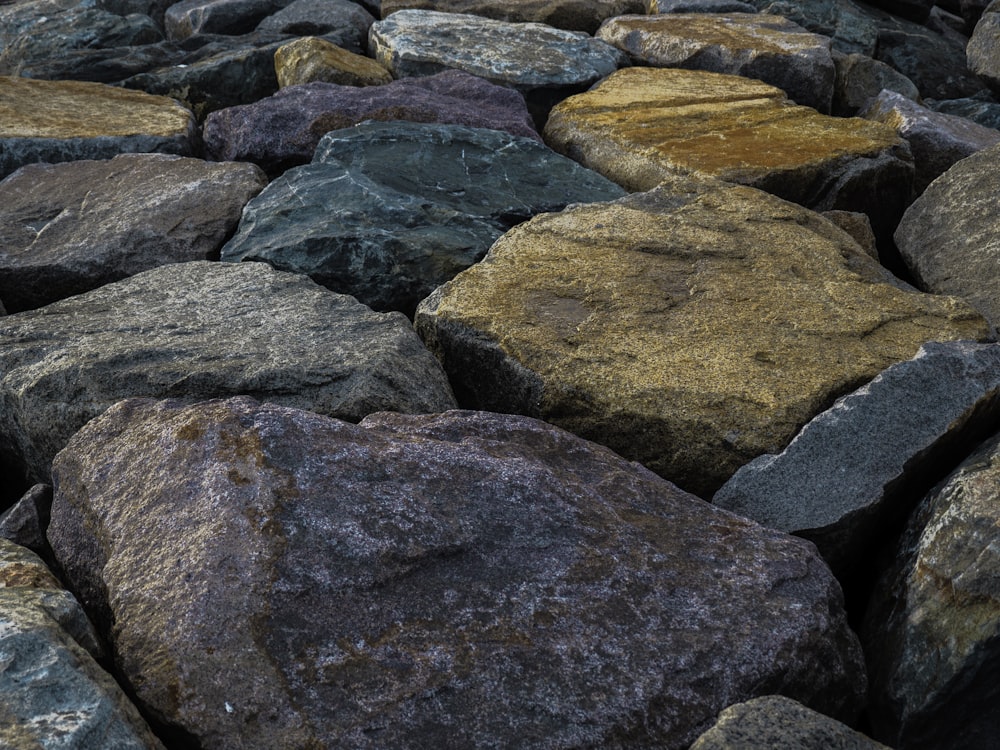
[274,36,392,88]
[415,182,988,497]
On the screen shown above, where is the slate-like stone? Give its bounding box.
[0,77,197,180]
[690,695,891,749]
[894,141,1000,328]
[821,210,878,259]
[968,0,1000,95]
[165,0,283,40]
[48,397,866,750]
[543,67,914,242]
[926,94,1000,130]
[863,430,1000,749]
[257,0,374,53]
[203,70,540,174]
[833,51,921,115]
[414,183,987,497]
[0,484,53,558]
[715,342,1000,573]
[221,121,625,315]
[274,36,393,88]
[741,0,881,55]
[0,261,456,483]
[380,0,645,34]
[595,13,835,113]
[0,153,267,314]
[875,26,987,100]
[649,0,758,11]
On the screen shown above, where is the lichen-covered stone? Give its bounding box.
[48,397,866,750]
[380,0,645,34]
[274,36,392,87]
[415,182,987,497]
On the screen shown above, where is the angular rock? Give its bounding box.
[894,141,1000,327]
[875,26,987,100]
[926,93,1000,129]
[0,153,267,314]
[0,77,197,180]
[968,0,1000,95]
[821,210,878,259]
[690,695,891,749]
[833,51,921,115]
[203,70,540,174]
[595,13,835,112]
[380,0,645,34]
[742,0,881,56]
[165,0,283,40]
[257,0,374,52]
[863,430,1000,749]
[715,341,1000,573]
[415,183,987,497]
[274,36,393,88]
[543,67,914,243]
[221,121,625,315]
[48,397,866,749]
[649,0,758,11]
[368,10,627,121]
[0,484,53,558]
[0,261,456,483]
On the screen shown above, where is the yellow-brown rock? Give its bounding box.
[274,36,393,88]
[415,180,988,497]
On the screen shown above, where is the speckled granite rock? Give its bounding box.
[0,484,52,557]
[380,0,645,33]
[970,0,1000,95]
[164,0,283,40]
[833,51,921,115]
[257,0,374,52]
[273,35,392,87]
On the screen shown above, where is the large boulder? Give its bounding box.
[967,0,1000,95]
[380,0,646,33]
[414,183,988,497]
[48,396,866,749]
[832,52,921,115]
[0,261,456,484]
[273,35,393,87]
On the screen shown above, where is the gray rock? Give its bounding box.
[0,261,456,483]
[875,25,986,99]
[821,210,879,259]
[926,93,1000,129]
[649,0,758,11]
[863,430,1000,749]
[690,695,891,749]
[256,0,374,53]
[861,88,1000,193]
[741,0,881,55]
[220,121,625,315]
[894,141,1000,327]
[379,0,646,34]
[833,51,921,115]
[165,0,284,40]
[968,0,1000,95]
[48,397,866,750]
[0,484,53,558]
[714,341,1000,574]
[0,153,266,314]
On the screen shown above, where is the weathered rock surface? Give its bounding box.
[968,0,1000,94]
[0,261,456,484]
[415,183,987,497]
[650,0,758,11]
[894,141,1000,328]
[926,93,1000,129]
[595,13,836,112]
[0,153,267,313]
[822,210,879,259]
[48,397,866,749]
[715,341,1000,573]
[833,51,921,115]
[257,0,374,52]
[875,25,986,99]
[164,0,282,40]
[203,70,540,174]
[222,121,625,315]
[543,67,914,241]
[0,484,53,557]
[690,695,892,749]
[863,429,1000,749]
[380,0,646,33]
[274,35,392,87]
[0,76,197,179]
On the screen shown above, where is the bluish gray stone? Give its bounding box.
[256,0,374,53]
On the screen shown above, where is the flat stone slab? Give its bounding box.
[48,397,866,750]
[0,76,197,179]
[379,0,645,33]
[273,35,392,87]
[0,261,456,483]
[414,182,987,497]
[0,153,267,313]
[220,121,625,315]
[595,13,835,112]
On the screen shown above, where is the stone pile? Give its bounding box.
[3,0,1000,748]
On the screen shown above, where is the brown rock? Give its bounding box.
[274,36,392,87]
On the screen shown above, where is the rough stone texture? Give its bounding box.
[863,429,1000,749]
[0,539,164,750]
[926,93,1000,129]
[257,0,374,53]
[875,26,987,100]
[274,36,393,88]
[380,0,645,34]
[715,341,1000,573]
[0,484,53,558]
[0,77,197,180]
[414,183,988,498]
[822,210,878,259]
[164,0,283,40]
[833,51,921,115]
[968,0,1000,95]
[649,0,758,11]
[221,121,625,315]
[0,261,456,484]
[203,70,540,174]
[48,397,866,750]
[543,67,914,242]
[741,0,881,56]
[690,695,892,749]
[894,141,1000,328]
[0,153,267,314]
[595,13,835,113]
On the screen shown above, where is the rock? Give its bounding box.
[875,26,987,100]
[833,51,921,115]
[380,0,645,34]
[863,429,1000,749]
[257,0,374,52]
[925,93,1000,129]
[894,141,1000,328]
[0,261,456,483]
[715,341,1000,574]
[274,36,393,88]
[368,10,628,122]
[542,67,914,244]
[221,121,625,315]
[48,397,866,749]
[0,153,267,314]
[0,539,163,749]
[0,76,197,180]
[741,0,881,56]
[649,0,758,11]
[165,0,283,40]
[203,70,540,175]
[0,484,53,558]
[595,13,835,113]
[414,183,988,497]
[968,0,1000,95]
[690,695,892,749]
[821,210,879,259]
